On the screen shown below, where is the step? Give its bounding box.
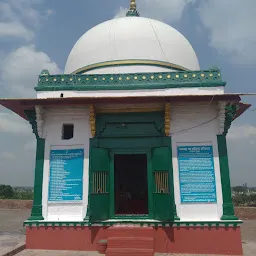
[107,236,154,249]
[107,227,154,238]
[106,248,154,256]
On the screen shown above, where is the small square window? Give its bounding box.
[62,124,74,140]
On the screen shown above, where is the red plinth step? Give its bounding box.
[106,227,154,256]
[108,237,154,249]
[107,226,154,237]
[106,248,154,256]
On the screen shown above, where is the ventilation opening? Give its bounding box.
[62,124,74,140]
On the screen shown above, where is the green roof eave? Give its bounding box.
[35,69,226,92]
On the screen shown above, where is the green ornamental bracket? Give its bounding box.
[224,104,239,135]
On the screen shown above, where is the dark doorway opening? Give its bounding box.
[114,154,148,215]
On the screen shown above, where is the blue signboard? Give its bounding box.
[48,149,84,202]
[177,146,217,203]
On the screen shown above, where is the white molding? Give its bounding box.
[35,105,46,139]
[217,101,226,135]
[37,87,225,99]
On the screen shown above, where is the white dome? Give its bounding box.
[64,16,200,74]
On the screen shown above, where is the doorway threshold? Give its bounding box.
[103,219,160,222]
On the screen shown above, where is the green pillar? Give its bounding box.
[28,138,45,220]
[217,135,238,220]
[24,109,45,221]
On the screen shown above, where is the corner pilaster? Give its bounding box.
[24,109,45,221]
[217,135,238,220]
[217,102,239,220]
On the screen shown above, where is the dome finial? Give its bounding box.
[126,0,140,17]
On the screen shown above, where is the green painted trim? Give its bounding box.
[88,136,178,222]
[147,149,154,219]
[109,151,115,218]
[96,112,164,138]
[35,69,225,92]
[126,9,140,16]
[24,110,45,221]
[217,135,238,220]
[23,220,242,228]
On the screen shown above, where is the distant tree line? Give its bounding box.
[232,184,256,207]
[0,185,33,200]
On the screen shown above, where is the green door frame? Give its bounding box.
[109,148,153,219]
[88,136,179,222]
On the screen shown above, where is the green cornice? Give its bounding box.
[35,69,225,92]
[24,220,242,228]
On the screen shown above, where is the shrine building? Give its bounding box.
[0,1,251,255]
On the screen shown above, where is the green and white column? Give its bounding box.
[25,109,45,221]
[217,134,238,220]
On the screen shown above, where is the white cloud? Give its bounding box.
[115,7,128,18]
[115,0,194,23]
[197,0,256,64]
[228,124,256,141]
[0,22,34,41]
[1,45,61,97]
[0,152,16,160]
[0,112,31,134]
[24,140,36,151]
[0,0,54,41]
[227,124,256,186]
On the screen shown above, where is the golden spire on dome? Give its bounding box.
[130,0,136,10]
[126,0,140,17]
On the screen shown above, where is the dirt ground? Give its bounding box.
[0,200,32,209]
[235,207,256,220]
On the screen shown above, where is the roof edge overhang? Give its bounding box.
[0,94,246,120]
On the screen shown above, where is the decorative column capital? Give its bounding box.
[35,105,46,139]
[89,105,96,137]
[217,101,226,135]
[223,104,239,135]
[217,101,240,136]
[165,103,171,136]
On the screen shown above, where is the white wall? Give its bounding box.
[41,106,91,221]
[170,102,223,221]
[37,87,225,99]
[40,102,223,222]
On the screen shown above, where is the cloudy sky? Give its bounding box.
[0,0,255,187]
